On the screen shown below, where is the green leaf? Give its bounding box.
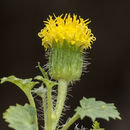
[34,75,57,88]
[92,121,100,129]
[38,62,49,79]
[3,104,36,130]
[75,97,121,122]
[31,84,47,98]
[0,75,39,94]
[91,121,104,130]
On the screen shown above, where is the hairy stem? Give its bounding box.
[53,80,68,130]
[46,86,53,130]
[27,92,39,130]
[42,97,47,130]
[61,114,80,130]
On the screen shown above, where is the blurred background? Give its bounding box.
[0,0,130,129]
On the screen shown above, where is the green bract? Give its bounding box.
[48,40,83,82]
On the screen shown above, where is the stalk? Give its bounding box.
[27,92,39,130]
[46,86,53,130]
[42,97,47,130]
[61,114,80,130]
[53,80,68,130]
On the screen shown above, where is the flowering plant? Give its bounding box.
[0,14,121,130]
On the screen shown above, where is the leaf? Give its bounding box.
[0,75,39,94]
[38,62,49,79]
[75,97,121,122]
[91,121,104,130]
[92,121,100,129]
[3,104,36,130]
[34,75,57,88]
[31,84,47,98]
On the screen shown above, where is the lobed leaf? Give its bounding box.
[0,75,39,94]
[3,104,36,130]
[75,97,121,122]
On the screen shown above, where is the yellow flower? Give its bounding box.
[38,14,96,50]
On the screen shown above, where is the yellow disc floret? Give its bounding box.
[38,14,96,50]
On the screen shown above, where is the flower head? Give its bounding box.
[38,14,96,50]
[38,14,96,82]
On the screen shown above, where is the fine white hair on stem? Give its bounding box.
[40,125,44,130]
[31,91,39,98]
[74,124,88,130]
[31,93,46,122]
[35,98,45,121]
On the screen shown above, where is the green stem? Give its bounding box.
[42,97,47,130]
[53,80,68,130]
[61,114,80,130]
[27,92,39,130]
[47,86,53,130]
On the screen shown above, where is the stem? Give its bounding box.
[42,97,47,130]
[61,114,80,130]
[47,86,53,130]
[27,92,39,130]
[53,80,68,130]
